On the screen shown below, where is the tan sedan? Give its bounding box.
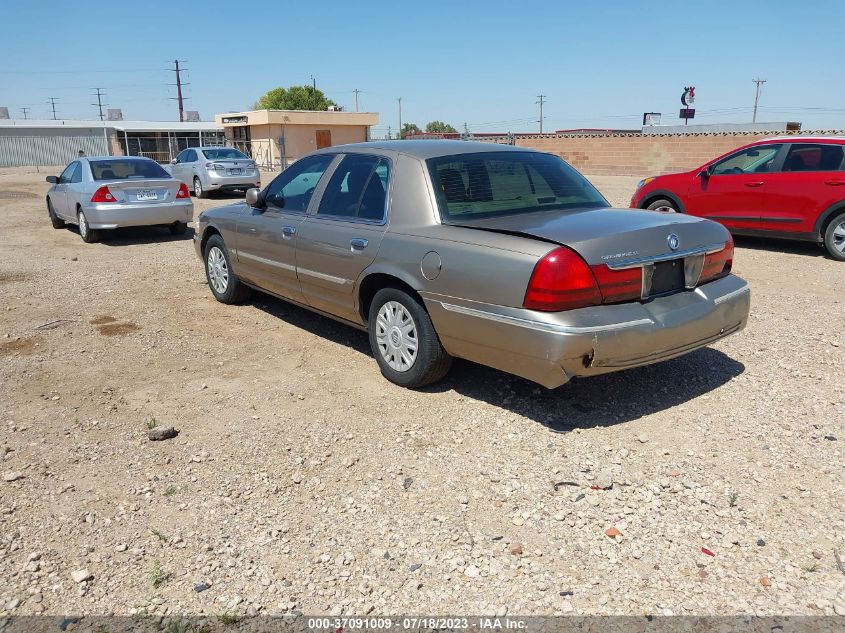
[194,141,750,389]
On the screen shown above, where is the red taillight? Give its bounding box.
[176,183,190,199]
[523,247,602,312]
[590,265,643,304]
[90,186,116,203]
[700,235,734,283]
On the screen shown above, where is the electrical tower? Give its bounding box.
[353,89,360,112]
[752,78,767,124]
[397,97,402,138]
[92,88,107,121]
[169,60,189,122]
[20,107,29,120]
[536,94,546,134]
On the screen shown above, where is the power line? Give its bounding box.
[168,60,189,122]
[752,78,767,123]
[536,94,546,133]
[47,97,59,120]
[92,87,107,121]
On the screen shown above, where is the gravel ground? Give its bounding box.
[0,166,843,618]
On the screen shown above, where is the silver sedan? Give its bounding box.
[166,146,260,198]
[45,157,193,243]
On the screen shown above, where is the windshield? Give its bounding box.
[202,148,249,160]
[90,159,171,181]
[427,151,608,221]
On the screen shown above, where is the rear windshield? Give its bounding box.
[201,148,249,160]
[90,159,171,181]
[427,151,608,221]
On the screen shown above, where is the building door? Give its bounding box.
[316,129,332,149]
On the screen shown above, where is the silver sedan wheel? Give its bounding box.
[78,211,89,239]
[375,301,418,372]
[206,246,229,294]
[833,219,845,254]
[194,178,203,197]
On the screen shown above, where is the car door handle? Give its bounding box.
[744,181,764,187]
[281,225,296,237]
[350,238,369,250]
[824,179,845,186]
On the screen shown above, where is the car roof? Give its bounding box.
[758,135,845,143]
[82,156,158,162]
[319,139,539,160]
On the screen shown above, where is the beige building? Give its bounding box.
[215,109,379,168]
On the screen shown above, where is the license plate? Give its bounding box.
[136,189,157,201]
[650,259,685,296]
[228,168,242,175]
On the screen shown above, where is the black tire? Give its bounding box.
[169,221,188,235]
[194,177,208,199]
[823,211,845,261]
[646,198,679,213]
[203,234,251,304]
[368,287,452,388]
[46,198,64,228]
[77,209,99,243]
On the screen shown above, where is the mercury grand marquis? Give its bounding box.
[193,140,750,389]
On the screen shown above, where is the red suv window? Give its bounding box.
[782,143,844,172]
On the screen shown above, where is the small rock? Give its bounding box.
[402,477,413,490]
[833,598,845,616]
[292,474,303,484]
[409,563,421,572]
[194,582,211,593]
[509,542,523,556]
[824,435,837,441]
[698,569,709,579]
[3,471,23,482]
[511,517,524,526]
[70,257,78,262]
[148,426,178,441]
[759,577,771,587]
[594,470,613,490]
[28,552,41,561]
[6,597,20,610]
[605,527,622,539]
[71,569,92,583]
[637,434,649,443]
[115,543,128,552]
[463,565,480,578]
[812,550,823,560]
[756,538,766,547]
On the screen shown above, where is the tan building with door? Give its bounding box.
[215,109,379,169]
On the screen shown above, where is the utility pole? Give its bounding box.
[397,97,402,138]
[169,60,189,122]
[536,94,546,134]
[353,89,360,112]
[47,97,59,120]
[310,74,317,109]
[752,78,766,124]
[92,87,107,121]
[387,125,392,140]
[20,107,29,120]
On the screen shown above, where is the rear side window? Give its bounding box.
[428,151,608,221]
[317,155,389,221]
[90,159,171,181]
[782,143,845,172]
[711,145,780,175]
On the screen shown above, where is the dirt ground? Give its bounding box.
[0,166,843,618]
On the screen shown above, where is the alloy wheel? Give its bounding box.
[375,301,418,372]
[833,219,845,254]
[207,246,229,294]
[78,212,88,239]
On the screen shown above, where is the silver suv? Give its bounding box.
[167,146,260,198]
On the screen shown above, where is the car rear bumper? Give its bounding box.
[82,200,194,229]
[423,274,751,389]
[205,172,260,190]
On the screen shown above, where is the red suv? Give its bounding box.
[630,137,845,260]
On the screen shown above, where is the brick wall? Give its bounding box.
[513,131,844,176]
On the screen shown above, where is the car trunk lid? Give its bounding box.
[95,179,181,204]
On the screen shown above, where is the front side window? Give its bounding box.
[317,155,389,221]
[90,159,171,181]
[58,162,78,184]
[202,148,249,160]
[711,145,780,175]
[428,151,608,221]
[264,154,335,212]
[782,143,845,172]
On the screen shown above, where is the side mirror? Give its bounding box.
[46,176,59,184]
[245,187,266,209]
[698,166,712,179]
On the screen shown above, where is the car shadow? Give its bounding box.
[249,293,745,431]
[90,225,195,246]
[734,235,825,258]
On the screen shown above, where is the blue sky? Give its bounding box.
[1,0,844,134]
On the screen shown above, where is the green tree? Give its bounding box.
[253,85,337,111]
[400,122,421,139]
[425,120,458,133]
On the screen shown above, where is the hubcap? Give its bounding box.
[654,205,676,213]
[207,246,229,294]
[195,179,202,195]
[833,220,845,254]
[375,301,418,373]
[79,212,88,237]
